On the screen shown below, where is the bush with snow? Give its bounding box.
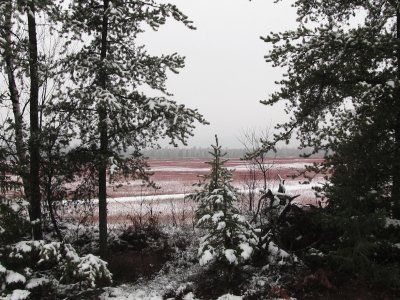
[0,199,30,246]
[1,240,112,298]
[266,240,298,266]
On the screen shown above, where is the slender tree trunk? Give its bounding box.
[27,0,42,240]
[46,174,63,242]
[4,0,30,199]
[392,10,400,218]
[98,0,109,260]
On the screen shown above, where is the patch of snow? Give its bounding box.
[151,166,208,172]
[10,202,21,212]
[77,253,112,288]
[26,277,50,289]
[19,200,29,207]
[102,288,162,299]
[385,217,400,228]
[30,219,41,225]
[232,214,246,223]
[224,249,238,265]
[212,211,224,223]
[239,243,253,260]
[199,249,214,266]
[217,221,226,230]
[308,248,324,257]
[13,241,33,254]
[110,164,118,174]
[8,289,30,300]
[183,292,197,300]
[387,80,395,88]
[92,193,187,204]
[267,242,293,265]
[6,270,26,285]
[197,214,211,225]
[216,294,243,300]
[0,262,6,274]
[268,242,289,258]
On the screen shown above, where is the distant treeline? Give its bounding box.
[143,147,309,159]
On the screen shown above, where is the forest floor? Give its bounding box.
[97,223,400,300]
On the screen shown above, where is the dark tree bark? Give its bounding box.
[3,0,30,194]
[98,0,110,260]
[392,10,400,218]
[27,0,42,240]
[44,151,63,242]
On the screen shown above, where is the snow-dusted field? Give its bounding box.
[97,157,324,225]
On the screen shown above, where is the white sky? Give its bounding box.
[138,0,298,148]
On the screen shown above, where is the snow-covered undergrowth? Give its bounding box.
[0,162,308,300]
[0,240,112,299]
[1,197,303,300]
[99,223,302,300]
[100,225,251,300]
[101,225,201,300]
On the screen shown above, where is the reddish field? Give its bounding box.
[102,156,325,225]
[107,156,324,196]
[2,156,325,225]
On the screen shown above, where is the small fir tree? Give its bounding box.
[190,136,257,268]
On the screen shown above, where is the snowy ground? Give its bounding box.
[94,180,323,225]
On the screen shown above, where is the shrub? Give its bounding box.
[0,240,112,298]
[0,199,30,246]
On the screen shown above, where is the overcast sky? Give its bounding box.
[138,0,298,148]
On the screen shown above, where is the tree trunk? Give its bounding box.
[4,0,30,195]
[27,0,42,240]
[47,189,63,242]
[98,0,110,260]
[392,10,400,219]
[45,157,63,242]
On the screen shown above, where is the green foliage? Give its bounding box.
[1,240,112,298]
[264,0,400,286]
[0,199,30,246]
[189,136,257,269]
[262,0,400,199]
[54,0,207,154]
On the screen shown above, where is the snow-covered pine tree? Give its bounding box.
[262,0,400,284]
[190,136,257,268]
[56,0,207,259]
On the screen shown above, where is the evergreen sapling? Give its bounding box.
[189,136,257,268]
